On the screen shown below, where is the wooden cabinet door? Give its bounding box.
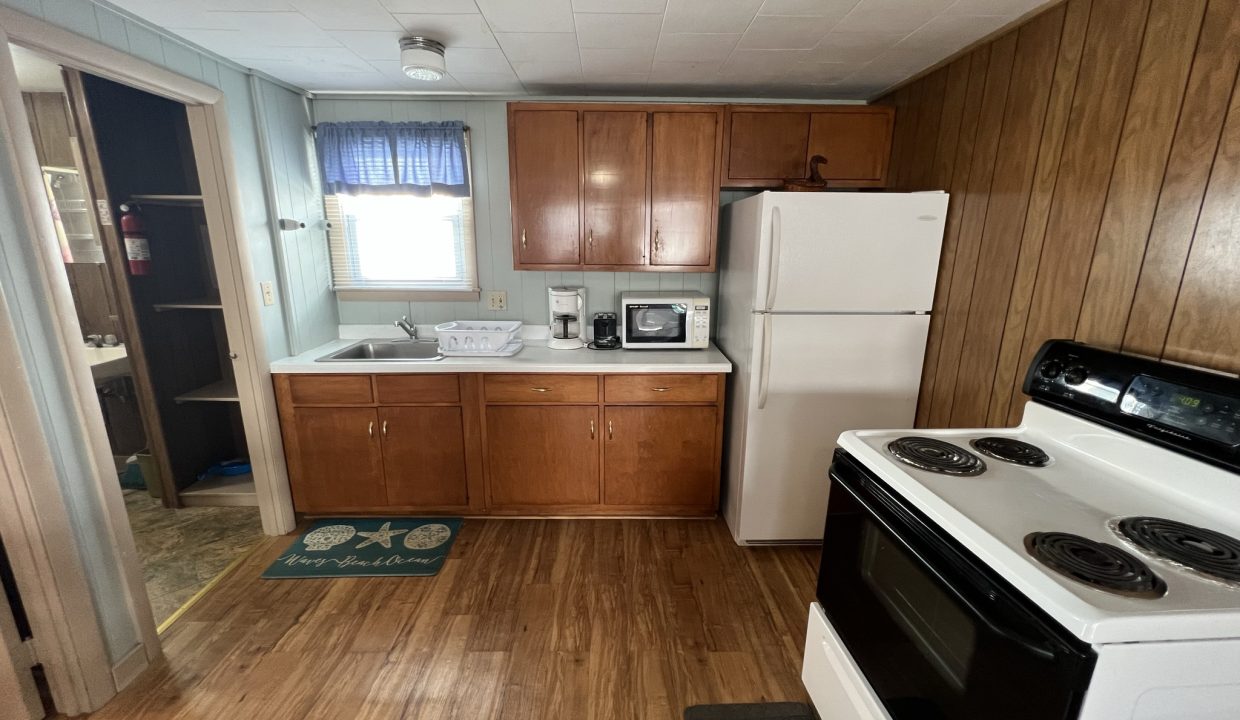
[582,111,648,267]
[380,407,468,508]
[724,111,810,184]
[650,111,720,268]
[289,407,385,511]
[603,406,718,508]
[486,405,599,507]
[511,109,580,266]
[807,110,894,184]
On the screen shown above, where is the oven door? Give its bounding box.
[623,302,688,347]
[818,450,1095,720]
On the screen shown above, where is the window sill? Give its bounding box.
[335,289,481,302]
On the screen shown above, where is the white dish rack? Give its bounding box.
[435,320,523,355]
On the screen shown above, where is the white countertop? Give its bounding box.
[84,344,129,382]
[271,327,732,375]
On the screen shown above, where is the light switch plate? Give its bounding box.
[260,281,275,306]
[486,291,507,311]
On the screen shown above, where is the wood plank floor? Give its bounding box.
[80,519,820,719]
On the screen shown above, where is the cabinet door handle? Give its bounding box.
[368,421,374,439]
[651,387,670,392]
[531,387,551,393]
[653,228,661,258]
[607,419,614,440]
[381,420,388,438]
[590,419,596,439]
[521,228,527,250]
[588,229,594,247]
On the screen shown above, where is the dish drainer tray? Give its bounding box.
[434,320,522,352]
[438,339,524,357]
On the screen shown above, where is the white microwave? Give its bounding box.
[619,291,711,349]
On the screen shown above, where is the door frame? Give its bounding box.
[0,6,296,713]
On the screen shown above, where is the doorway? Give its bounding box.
[9,44,264,630]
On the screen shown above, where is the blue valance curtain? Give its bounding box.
[315,121,470,197]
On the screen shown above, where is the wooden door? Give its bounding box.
[486,405,599,507]
[650,111,720,267]
[603,406,717,507]
[582,111,648,266]
[380,406,469,508]
[724,110,811,184]
[289,407,385,511]
[510,109,580,266]
[807,111,893,184]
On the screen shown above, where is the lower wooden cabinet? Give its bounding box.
[380,406,469,507]
[288,406,386,511]
[275,372,724,516]
[603,406,718,508]
[485,405,600,507]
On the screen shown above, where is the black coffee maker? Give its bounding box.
[591,312,620,350]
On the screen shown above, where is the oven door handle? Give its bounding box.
[834,473,1060,661]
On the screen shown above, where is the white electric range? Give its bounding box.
[803,340,1240,720]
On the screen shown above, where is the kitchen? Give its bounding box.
[2,1,1240,719]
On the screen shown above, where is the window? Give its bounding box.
[315,119,477,299]
[325,192,478,298]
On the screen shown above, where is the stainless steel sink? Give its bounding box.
[317,339,443,362]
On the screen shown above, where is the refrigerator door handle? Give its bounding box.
[758,313,773,410]
[765,206,782,312]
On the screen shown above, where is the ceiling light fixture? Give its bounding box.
[400,36,446,81]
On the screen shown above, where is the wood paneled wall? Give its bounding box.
[880,0,1240,429]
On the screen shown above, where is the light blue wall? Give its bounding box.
[313,98,752,329]
[255,82,337,354]
[0,0,305,663]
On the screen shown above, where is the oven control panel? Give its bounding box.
[1025,340,1240,469]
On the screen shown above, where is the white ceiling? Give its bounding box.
[106,0,1054,99]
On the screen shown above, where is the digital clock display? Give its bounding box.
[1173,393,1202,408]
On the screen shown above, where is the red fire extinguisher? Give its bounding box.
[119,205,151,276]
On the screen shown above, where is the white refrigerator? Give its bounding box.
[717,191,949,544]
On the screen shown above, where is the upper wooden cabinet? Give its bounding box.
[721,105,894,188]
[508,103,724,272]
[510,108,581,266]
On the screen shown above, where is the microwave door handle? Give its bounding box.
[765,205,782,312]
[834,475,1060,661]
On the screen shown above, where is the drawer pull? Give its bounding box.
[651,387,671,392]
[531,387,551,393]
[590,419,596,439]
[368,421,374,439]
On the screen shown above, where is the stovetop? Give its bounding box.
[836,402,1240,645]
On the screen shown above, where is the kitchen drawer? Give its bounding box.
[376,374,460,404]
[604,374,718,403]
[484,374,598,403]
[287,374,373,405]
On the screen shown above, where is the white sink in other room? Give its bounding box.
[84,344,130,382]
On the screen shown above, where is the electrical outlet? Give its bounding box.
[260,281,275,306]
[486,291,507,311]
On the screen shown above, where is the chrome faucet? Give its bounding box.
[394,316,418,340]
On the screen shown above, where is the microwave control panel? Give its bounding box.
[692,302,710,347]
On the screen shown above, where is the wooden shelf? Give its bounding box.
[179,472,257,507]
[175,379,238,404]
[125,194,204,206]
[153,298,223,312]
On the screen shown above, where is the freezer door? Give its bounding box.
[733,313,930,543]
[753,192,948,313]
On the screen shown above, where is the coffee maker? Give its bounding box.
[547,286,585,350]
